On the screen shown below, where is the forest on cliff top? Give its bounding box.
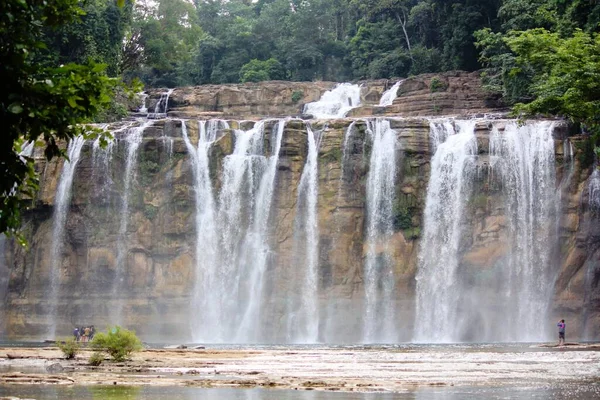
[41,0,600,91]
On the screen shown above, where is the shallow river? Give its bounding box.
[0,343,599,399]
[1,384,600,399]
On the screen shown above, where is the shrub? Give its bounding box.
[89,352,104,366]
[430,76,448,93]
[58,338,80,359]
[91,326,143,362]
[143,204,159,220]
[291,90,304,103]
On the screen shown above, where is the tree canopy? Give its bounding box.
[0,0,121,242]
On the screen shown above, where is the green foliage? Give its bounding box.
[393,204,413,231]
[58,338,81,359]
[506,29,600,132]
[575,137,596,170]
[240,58,285,83]
[91,326,143,362]
[143,204,159,221]
[140,160,160,175]
[89,352,104,366]
[429,77,448,93]
[323,148,343,164]
[291,90,304,103]
[0,0,117,241]
[403,227,421,240]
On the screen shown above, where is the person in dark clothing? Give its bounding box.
[557,319,566,346]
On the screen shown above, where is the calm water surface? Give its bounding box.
[1,384,600,400]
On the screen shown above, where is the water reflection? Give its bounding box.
[0,385,599,400]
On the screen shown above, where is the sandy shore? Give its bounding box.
[1,345,599,392]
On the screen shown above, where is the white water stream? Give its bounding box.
[379,80,404,107]
[47,136,86,338]
[363,119,398,343]
[112,120,153,325]
[414,120,478,343]
[287,125,322,343]
[303,84,361,119]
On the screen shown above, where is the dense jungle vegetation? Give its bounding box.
[1,0,600,238]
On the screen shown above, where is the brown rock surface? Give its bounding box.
[1,74,598,343]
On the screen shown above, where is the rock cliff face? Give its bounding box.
[1,71,598,342]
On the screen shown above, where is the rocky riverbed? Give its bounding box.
[0,345,599,393]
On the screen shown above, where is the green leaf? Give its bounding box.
[8,104,23,114]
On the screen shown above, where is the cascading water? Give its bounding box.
[216,122,268,340]
[287,124,322,343]
[47,135,86,338]
[139,93,148,114]
[184,119,285,343]
[488,121,559,341]
[589,168,600,211]
[112,120,153,325]
[235,119,285,342]
[148,88,174,119]
[182,119,221,341]
[379,80,404,107]
[303,83,361,119]
[363,119,398,343]
[414,120,478,343]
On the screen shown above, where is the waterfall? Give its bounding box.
[303,83,362,119]
[91,127,115,198]
[589,168,600,211]
[112,120,153,325]
[363,119,398,343]
[182,119,221,341]
[148,89,174,119]
[139,92,148,114]
[235,119,285,342]
[489,121,558,341]
[414,120,477,343]
[185,119,285,343]
[321,121,360,342]
[47,135,86,338]
[288,124,322,343]
[379,80,404,107]
[19,141,35,158]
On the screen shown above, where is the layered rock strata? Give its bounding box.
[1,72,598,342]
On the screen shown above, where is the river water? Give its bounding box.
[1,383,600,399]
[0,343,599,398]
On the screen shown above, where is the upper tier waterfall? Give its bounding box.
[303,83,362,119]
[4,78,593,344]
[379,81,403,107]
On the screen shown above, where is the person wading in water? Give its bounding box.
[557,319,566,346]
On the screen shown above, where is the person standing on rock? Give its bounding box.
[557,319,566,346]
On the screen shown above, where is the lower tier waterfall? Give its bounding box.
[415,120,560,343]
[4,114,589,343]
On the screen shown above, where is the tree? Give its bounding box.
[506,28,600,134]
[240,58,285,82]
[125,0,205,87]
[1,0,116,242]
